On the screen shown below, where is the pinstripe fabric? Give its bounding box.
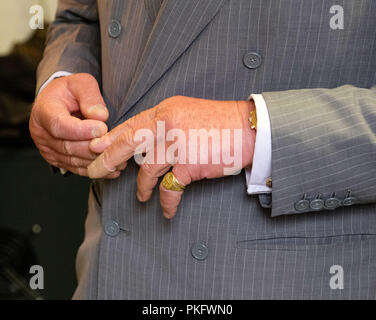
[144,0,164,25]
[37,0,376,299]
[263,85,376,217]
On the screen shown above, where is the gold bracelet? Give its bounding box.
[249,109,257,130]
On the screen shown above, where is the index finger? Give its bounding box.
[89,106,157,154]
[51,115,108,140]
[39,99,108,140]
[88,119,157,178]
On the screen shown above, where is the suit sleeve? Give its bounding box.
[262,85,376,217]
[36,0,100,93]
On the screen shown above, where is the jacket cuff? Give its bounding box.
[263,86,376,217]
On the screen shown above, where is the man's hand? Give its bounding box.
[30,73,121,178]
[87,96,256,217]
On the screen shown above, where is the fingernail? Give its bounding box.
[163,212,172,219]
[92,127,103,138]
[91,138,102,147]
[88,104,107,117]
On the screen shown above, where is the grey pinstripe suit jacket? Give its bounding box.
[37,0,376,299]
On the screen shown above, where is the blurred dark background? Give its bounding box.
[0,14,90,299]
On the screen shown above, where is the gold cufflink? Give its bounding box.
[266,177,272,188]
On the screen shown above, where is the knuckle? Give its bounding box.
[117,132,128,145]
[128,128,137,145]
[63,140,72,155]
[142,163,154,175]
[69,156,79,167]
[117,131,133,150]
[38,145,50,154]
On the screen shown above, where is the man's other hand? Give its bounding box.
[30,73,121,178]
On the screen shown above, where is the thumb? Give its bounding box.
[68,73,109,122]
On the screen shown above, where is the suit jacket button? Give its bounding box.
[108,19,122,38]
[325,197,341,210]
[191,242,209,261]
[104,220,120,237]
[295,199,309,212]
[243,52,262,69]
[343,196,357,206]
[310,198,324,211]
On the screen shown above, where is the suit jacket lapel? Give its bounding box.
[114,0,227,126]
[144,0,164,25]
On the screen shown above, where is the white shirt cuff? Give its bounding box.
[246,94,272,195]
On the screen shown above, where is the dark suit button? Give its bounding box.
[104,220,120,237]
[295,199,309,212]
[343,196,357,206]
[191,242,209,261]
[243,52,262,69]
[325,197,341,210]
[310,198,324,211]
[108,20,122,38]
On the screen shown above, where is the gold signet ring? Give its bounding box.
[161,172,185,192]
